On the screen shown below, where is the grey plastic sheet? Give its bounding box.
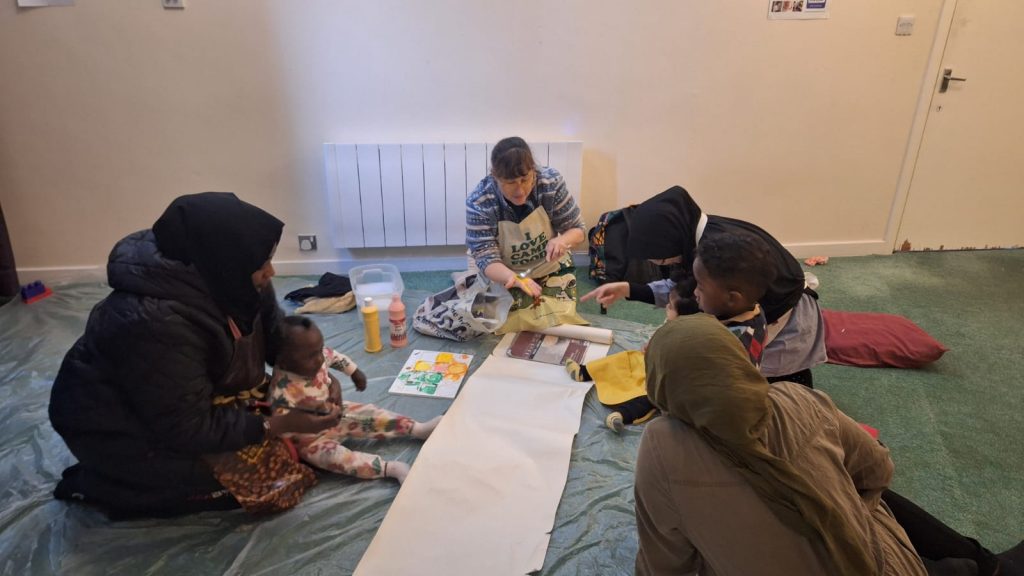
[0,278,656,576]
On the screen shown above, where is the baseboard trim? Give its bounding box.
[271,256,473,276]
[18,240,895,286]
[15,266,106,286]
[780,239,894,259]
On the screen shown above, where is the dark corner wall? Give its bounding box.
[0,203,19,297]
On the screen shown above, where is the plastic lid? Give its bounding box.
[363,296,373,304]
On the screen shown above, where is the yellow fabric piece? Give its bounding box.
[496,270,587,335]
[588,350,647,406]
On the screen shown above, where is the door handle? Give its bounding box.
[939,68,967,93]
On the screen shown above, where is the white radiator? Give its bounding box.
[324,141,583,248]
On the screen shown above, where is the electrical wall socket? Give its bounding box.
[162,0,185,9]
[895,15,915,36]
[298,235,318,252]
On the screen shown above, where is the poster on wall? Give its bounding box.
[768,0,830,20]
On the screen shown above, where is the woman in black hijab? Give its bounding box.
[49,192,339,517]
[582,186,826,384]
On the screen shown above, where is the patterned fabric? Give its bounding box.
[269,350,413,479]
[269,347,357,411]
[588,205,670,285]
[203,439,317,515]
[587,207,621,283]
[496,263,588,335]
[292,402,415,479]
[466,166,584,273]
[722,305,768,369]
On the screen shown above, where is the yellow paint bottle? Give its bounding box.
[361,297,383,353]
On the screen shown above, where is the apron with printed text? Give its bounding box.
[494,207,586,331]
[497,207,563,279]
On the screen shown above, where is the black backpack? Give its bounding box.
[588,206,680,285]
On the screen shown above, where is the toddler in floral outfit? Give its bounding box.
[270,316,441,483]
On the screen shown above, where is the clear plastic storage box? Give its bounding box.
[349,263,404,312]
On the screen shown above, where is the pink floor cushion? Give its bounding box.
[823,309,949,368]
[858,423,879,440]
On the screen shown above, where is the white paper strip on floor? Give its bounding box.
[354,328,611,576]
[523,323,614,344]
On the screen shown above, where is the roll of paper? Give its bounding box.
[529,324,614,345]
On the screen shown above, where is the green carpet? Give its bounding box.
[401,250,1024,551]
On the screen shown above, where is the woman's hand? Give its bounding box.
[580,282,630,308]
[546,229,584,262]
[545,237,569,262]
[504,273,542,298]
[267,404,342,436]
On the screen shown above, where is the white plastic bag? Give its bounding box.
[457,276,513,333]
[413,274,513,342]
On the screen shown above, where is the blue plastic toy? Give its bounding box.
[20,281,53,304]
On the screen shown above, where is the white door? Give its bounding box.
[895,0,1024,251]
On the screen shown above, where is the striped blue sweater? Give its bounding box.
[465,166,585,272]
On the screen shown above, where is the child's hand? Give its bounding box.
[351,369,368,391]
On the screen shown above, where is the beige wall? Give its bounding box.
[0,1,944,281]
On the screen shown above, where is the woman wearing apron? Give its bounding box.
[466,136,585,325]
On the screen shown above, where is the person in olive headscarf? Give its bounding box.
[582,186,825,386]
[49,192,340,518]
[635,314,1018,576]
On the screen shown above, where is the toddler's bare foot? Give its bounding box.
[384,461,410,484]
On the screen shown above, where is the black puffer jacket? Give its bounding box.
[49,230,280,514]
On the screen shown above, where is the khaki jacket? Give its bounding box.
[634,382,927,576]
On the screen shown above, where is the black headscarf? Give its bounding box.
[626,186,704,261]
[153,192,283,335]
[626,186,806,324]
